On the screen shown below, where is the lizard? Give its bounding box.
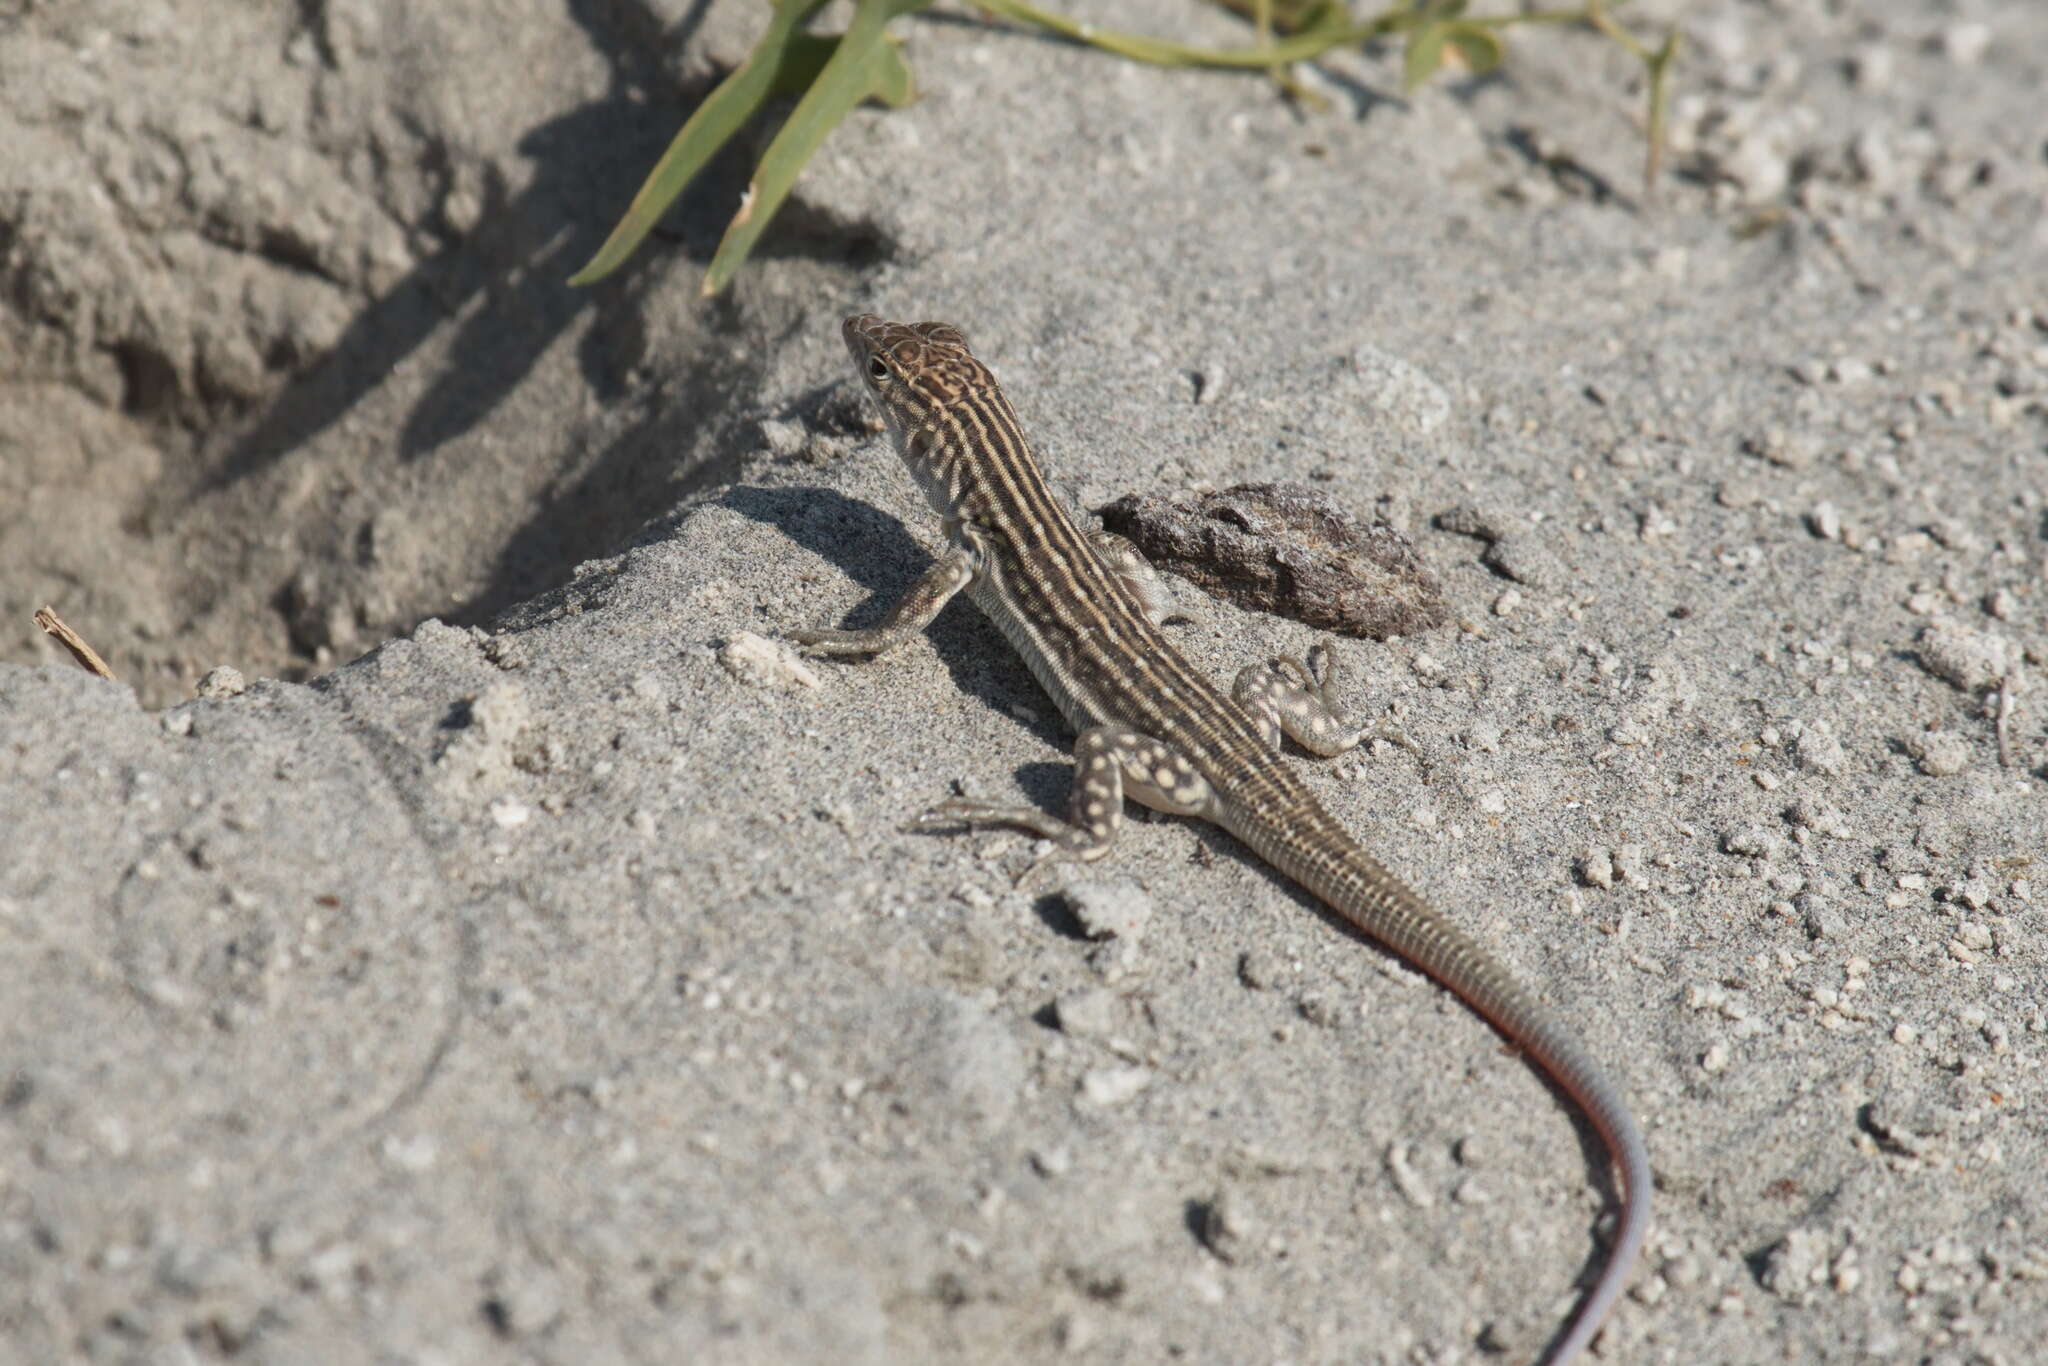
[788,314,1649,1363]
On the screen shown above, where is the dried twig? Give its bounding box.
[33,606,117,681]
[1994,664,2023,769]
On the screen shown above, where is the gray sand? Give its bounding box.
[4,2,2045,1361]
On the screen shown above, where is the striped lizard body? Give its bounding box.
[791,314,1648,1364]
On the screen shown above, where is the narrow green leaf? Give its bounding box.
[1402,20,1447,93]
[1294,1,1354,44]
[568,0,831,288]
[1642,27,1680,194]
[865,34,917,108]
[979,0,1389,69]
[700,0,927,297]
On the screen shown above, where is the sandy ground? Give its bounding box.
[4,2,2046,1362]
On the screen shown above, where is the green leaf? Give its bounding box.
[1293,1,1354,45]
[979,0,1385,69]
[771,31,914,106]
[568,0,832,288]
[1402,20,1447,93]
[1442,21,1503,76]
[700,0,926,297]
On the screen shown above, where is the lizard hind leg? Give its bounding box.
[922,725,1216,883]
[1232,638,1364,758]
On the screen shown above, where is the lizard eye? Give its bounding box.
[868,356,889,381]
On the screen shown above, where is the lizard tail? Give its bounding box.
[1240,809,1650,1365]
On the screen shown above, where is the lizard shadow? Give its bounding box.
[718,484,1077,759]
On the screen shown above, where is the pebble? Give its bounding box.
[1078,1065,1150,1107]
[1053,988,1121,1041]
[1762,1227,1832,1302]
[1936,22,1993,66]
[1580,847,1616,889]
[1798,893,1844,940]
[1916,622,2015,691]
[718,631,820,690]
[1787,799,1850,838]
[1384,1143,1434,1207]
[488,796,532,829]
[1060,877,1153,944]
[1198,1187,1254,1263]
[1805,503,1842,540]
[1745,428,1818,469]
[196,666,248,698]
[1905,731,1971,777]
[1792,722,1846,775]
[1847,43,1894,91]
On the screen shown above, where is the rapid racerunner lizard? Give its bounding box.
[790,314,1649,1363]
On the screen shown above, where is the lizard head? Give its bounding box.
[842,314,1006,517]
[842,313,997,427]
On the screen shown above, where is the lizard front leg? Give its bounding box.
[787,545,978,657]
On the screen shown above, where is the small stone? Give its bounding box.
[1237,949,1283,990]
[1935,22,1992,66]
[720,632,820,690]
[1384,1143,1435,1207]
[1762,1228,1831,1302]
[1847,44,1894,92]
[1295,993,1345,1030]
[1434,505,1508,541]
[1480,537,1564,590]
[1806,503,1842,540]
[1917,623,2015,692]
[1745,428,1816,469]
[1849,128,1899,192]
[1060,877,1153,944]
[196,666,248,699]
[1198,1188,1254,1263]
[1030,1146,1072,1178]
[488,796,532,829]
[1580,847,1616,889]
[1952,878,1993,911]
[1722,130,1792,202]
[1905,731,1971,777]
[1886,531,1936,565]
[758,417,808,457]
[1787,799,1850,838]
[1053,988,1121,1041]
[1078,1066,1150,1107]
[1798,893,1845,940]
[1701,1043,1730,1073]
[1722,826,1783,861]
[1053,1311,1095,1351]
[1792,723,1847,775]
